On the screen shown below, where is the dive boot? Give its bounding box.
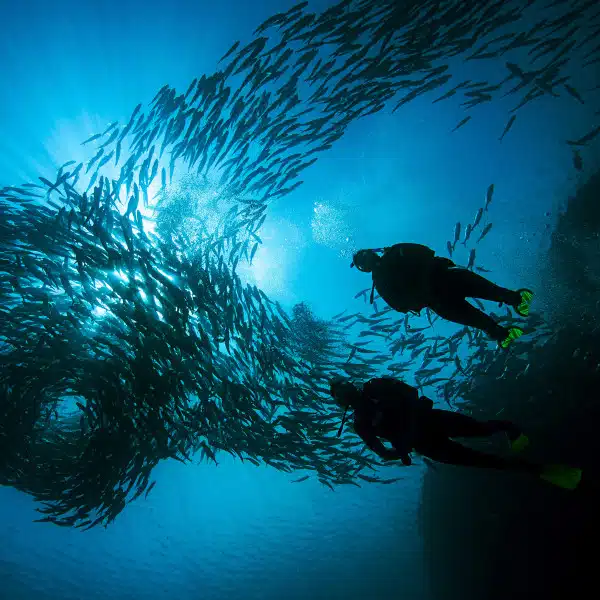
[500,326,524,349]
[515,288,534,317]
[540,464,583,490]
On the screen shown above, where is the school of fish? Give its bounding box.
[1,0,599,528]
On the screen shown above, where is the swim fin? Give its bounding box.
[540,464,583,490]
[500,326,524,349]
[515,288,534,317]
[509,433,529,453]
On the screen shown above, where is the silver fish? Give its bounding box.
[499,115,516,141]
[477,223,493,243]
[467,248,476,270]
[485,184,494,211]
[452,115,471,132]
[462,224,473,245]
[453,222,461,246]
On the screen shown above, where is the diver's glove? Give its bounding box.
[381,448,412,465]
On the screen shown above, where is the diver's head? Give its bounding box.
[351,249,380,273]
[330,378,361,409]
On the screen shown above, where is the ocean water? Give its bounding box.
[1,1,598,599]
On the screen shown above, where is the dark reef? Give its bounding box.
[420,168,600,599]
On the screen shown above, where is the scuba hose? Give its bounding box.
[337,407,349,437]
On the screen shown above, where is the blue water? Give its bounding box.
[0,0,596,598]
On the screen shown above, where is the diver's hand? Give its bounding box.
[380,449,411,464]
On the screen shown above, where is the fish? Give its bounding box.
[567,124,600,147]
[453,222,461,246]
[336,313,359,323]
[454,355,463,374]
[484,184,494,211]
[473,208,484,229]
[354,287,371,300]
[433,89,456,104]
[101,121,118,136]
[96,150,115,171]
[473,298,485,310]
[563,83,584,104]
[219,41,241,64]
[573,149,583,171]
[452,116,471,132]
[505,62,526,78]
[467,249,476,270]
[499,115,516,141]
[446,241,453,258]
[59,160,76,171]
[144,481,157,499]
[125,193,138,217]
[115,140,122,165]
[82,133,102,145]
[101,127,120,148]
[86,148,104,173]
[477,223,493,243]
[462,224,473,245]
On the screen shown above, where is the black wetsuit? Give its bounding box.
[352,377,538,474]
[371,243,522,342]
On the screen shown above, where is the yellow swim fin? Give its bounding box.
[540,464,582,490]
[515,288,534,317]
[500,326,524,349]
[509,433,529,453]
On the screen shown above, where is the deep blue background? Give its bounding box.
[0,1,596,598]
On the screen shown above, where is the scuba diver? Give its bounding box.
[351,243,534,348]
[330,377,583,490]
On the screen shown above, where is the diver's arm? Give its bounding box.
[362,379,420,464]
[419,395,434,410]
[355,423,404,461]
[390,435,413,466]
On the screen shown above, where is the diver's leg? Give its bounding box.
[445,268,521,306]
[427,409,521,439]
[430,297,508,342]
[415,436,539,474]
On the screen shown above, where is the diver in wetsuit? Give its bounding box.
[351,243,534,348]
[330,377,582,490]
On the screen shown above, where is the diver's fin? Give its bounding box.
[509,433,529,453]
[540,464,583,490]
[515,288,534,317]
[500,326,524,349]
